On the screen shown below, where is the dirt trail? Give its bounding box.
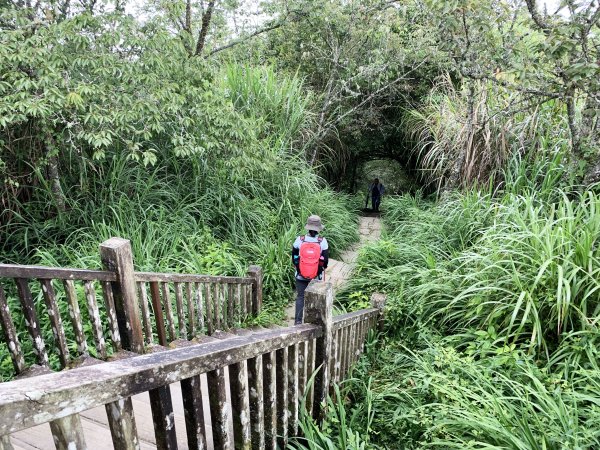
[286,213,383,321]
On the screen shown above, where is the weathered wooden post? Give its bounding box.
[100,237,144,449]
[0,435,13,450]
[370,292,387,333]
[247,265,263,317]
[304,280,333,423]
[100,237,144,353]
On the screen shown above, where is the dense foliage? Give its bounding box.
[0,2,359,377]
[2,0,600,447]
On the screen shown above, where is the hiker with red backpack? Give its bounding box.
[292,215,329,325]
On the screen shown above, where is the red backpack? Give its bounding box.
[299,236,323,279]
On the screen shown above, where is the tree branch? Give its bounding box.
[206,21,284,57]
[195,0,215,56]
[524,0,553,33]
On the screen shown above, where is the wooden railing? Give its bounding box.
[0,237,263,379]
[0,237,383,450]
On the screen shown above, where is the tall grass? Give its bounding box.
[332,157,600,447]
[0,64,359,378]
[403,76,572,191]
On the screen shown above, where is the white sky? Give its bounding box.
[123,0,570,28]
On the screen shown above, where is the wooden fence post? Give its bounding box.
[100,237,144,449]
[247,265,263,317]
[100,237,144,354]
[0,435,13,450]
[304,280,333,423]
[370,292,387,333]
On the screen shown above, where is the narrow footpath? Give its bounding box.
[287,213,383,321]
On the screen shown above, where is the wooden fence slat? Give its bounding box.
[204,283,213,335]
[262,351,277,450]
[195,282,205,335]
[287,344,299,437]
[63,280,88,356]
[357,321,363,362]
[350,324,357,368]
[213,283,221,331]
[341,326,349,377]
[84,280,107,359]
[305,339,315,417]
[238,284,246,322]
[227,283,234,329]
[40,279,70,368]
[358,320,365,360]
[221,284,228,330]
[149,385,178,450]
[351,323,358,367]
[297,341,307,403]
[245,285,252,321]
[186,283,195,337]
[48,414,87,450]
[208,367,232,450]
[347,324,355,369]
[234,284,241,325]
[0,435,12,450]
[328,326,337,386]
[161,282,176,342]
[337,326,345,378]
[0,285,26,374]
[334,329,341,385]
[105,397,140,450]
[356,320,363,361]
[354,322,361,364]
[15,278,48,366]
[150,281,168,347]
[330,328,337,386]
[276,347,289,449]
[174,283,186,340]
[248,354,265,449]
[137,281,154,346]
[101,281,122,352]
[354,322,362,364]
[230,359,251,450]
[181,375,208,450]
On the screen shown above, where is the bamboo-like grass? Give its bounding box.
[332,154,600,447]
[0,64,358,378]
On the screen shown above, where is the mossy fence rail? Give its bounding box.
[0,237,383,450]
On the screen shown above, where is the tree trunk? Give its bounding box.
[582,93,600,185]
[350,161,358,194]
[445,81,475,192]
[566,89,582,158]
[195,1,216,56]
[44,132,67,214]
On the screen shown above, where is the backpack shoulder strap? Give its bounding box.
[318,236,323,243]
[300,235,305,242]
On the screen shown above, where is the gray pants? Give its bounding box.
[295,279,310,325]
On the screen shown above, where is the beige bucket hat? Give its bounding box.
[305,215,324,232]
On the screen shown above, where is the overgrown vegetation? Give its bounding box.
[2,0,600,446]
[331,163,600,447]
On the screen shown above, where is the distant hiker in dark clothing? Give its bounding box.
[367,178,385,211]
[292,215,329,325]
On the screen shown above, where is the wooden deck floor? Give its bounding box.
[10,370,233,450]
